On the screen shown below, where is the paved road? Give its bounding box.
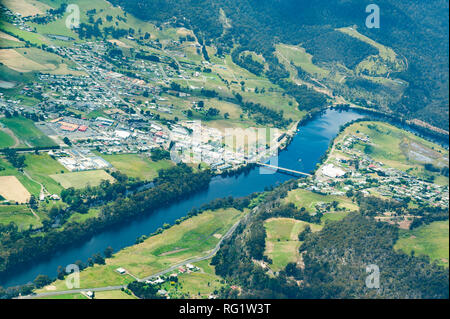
[19,208,255,299]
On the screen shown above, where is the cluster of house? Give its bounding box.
[49,148,111,172]
[311,134,449,209]
[0,5,33,32]
[115,263,202,298]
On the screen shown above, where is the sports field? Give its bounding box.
[0,47,84,75]
[50,170,115,189]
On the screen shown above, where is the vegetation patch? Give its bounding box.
[0,176,31,203]
[395,220,449,267]
[98,153,173,181]
[50,170,115,189]
[264,217,321,272]
[0,116,56,148]
[0,204,42,230]
[285,188,358,214]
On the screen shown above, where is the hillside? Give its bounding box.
[111,0,449,130]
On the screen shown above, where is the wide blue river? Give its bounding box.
[0,108,370,287]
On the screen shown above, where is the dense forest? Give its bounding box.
[302,31,378,69]
[110,0,449,130]
[210,182,449,299]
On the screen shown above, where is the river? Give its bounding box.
[0,108,407,287]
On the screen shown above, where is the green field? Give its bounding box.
[107,207,247,278]
[264,217,322,272]
[39,208,247,292]
[395,220,449,267]
[0,204,44,230]
[0,116,56,148]
[50,170,115,189]
[159,258,224,299]
[285,188,359,214]
[93,289,137,299]
[0,21,49,47]
[97,153,173,181]
[31,0,180,44]
[38,293,89,300]
[0,130,15,148]
[24,153,67,194]
[37,264,135,292]
[321,211,349,224]
[337,26,406,76]
[275,43,329,78]
[0,157,41,196]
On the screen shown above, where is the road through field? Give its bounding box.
[18,207,256,299]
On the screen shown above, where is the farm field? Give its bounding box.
[264,217,322,272]
[0,130,15,148]
[50,170,115,189]
[2,0,51,17]
[97,153,173,181]
[275,43,329,78]
[30,0,179,43]
[38,293,89,300]
[105,207,247,278]
[0,204,43,230]
[37,264,135,292]
[0,48,84,75]
[159,258,224,299]
[0,31,22,44]
[0,21,50,47]
[284,188,358,214]
[336,121,449,185]
[0,176,31,203]
[93,289,137,299]
[0,116,57,148]
[395,220,449,267]
[24,153,67,195]
[0,157,41,196]
[39,207,247,292]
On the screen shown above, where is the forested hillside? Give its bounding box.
[110,0,449,130]
[211,182,449,299]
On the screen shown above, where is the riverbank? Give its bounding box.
[0,108,415,288]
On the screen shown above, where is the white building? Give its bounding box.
[322,164,346,178]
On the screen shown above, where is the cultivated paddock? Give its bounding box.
[50,170,115,189]
[0,176,31,203]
